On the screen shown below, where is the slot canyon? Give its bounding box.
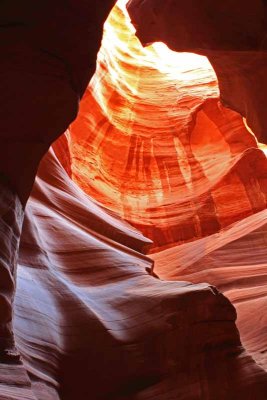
[1,0,267,399]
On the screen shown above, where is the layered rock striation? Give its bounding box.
[12,149,267,399]
[68,1,267,250]
[0,1,267,399]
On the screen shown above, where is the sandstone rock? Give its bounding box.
[127,0,267,142]
[0,1,267,398]
[13,149,267,399]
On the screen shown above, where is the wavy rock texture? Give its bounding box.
[58,0,267,397]
[69,1,266,251]
[151,210,267,366]
[1,0,267,399]
[10,149,267,400]
[125,0,267,385]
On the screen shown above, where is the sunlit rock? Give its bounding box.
[0,1,267,399]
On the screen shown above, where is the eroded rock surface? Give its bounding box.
[0,1,267,399]
[69,2,267,250]
[12,150,267,399]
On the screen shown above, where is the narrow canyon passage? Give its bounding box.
[1,1,267,399]
[65,0,267,369]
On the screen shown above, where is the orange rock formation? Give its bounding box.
[1,1,267,399]
[69,2,266,251]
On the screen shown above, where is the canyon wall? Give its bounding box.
[1,1,267,399]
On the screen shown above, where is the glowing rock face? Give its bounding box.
[126,0,267,143]
[0,1,266,399]
[68,1,266,250]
